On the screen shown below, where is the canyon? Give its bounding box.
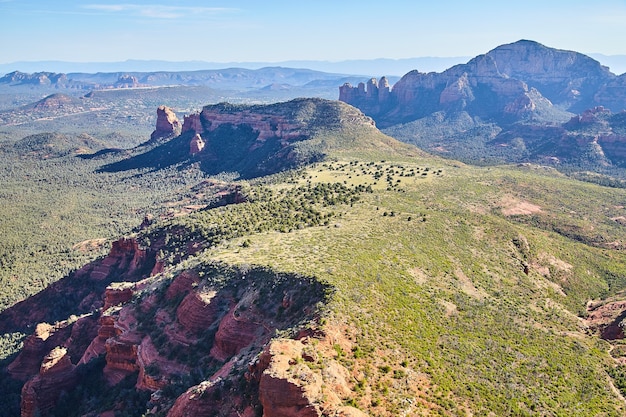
[0,232,350,416]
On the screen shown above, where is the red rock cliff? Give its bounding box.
[20,347,78,417]
[8,322,72,382]
[151,105,181,140]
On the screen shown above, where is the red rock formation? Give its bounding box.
[182,112,204,135]
[89,237,151,281]
[114,74,141,88]
[65,315,99,365]
[341,40,620,127]
[189,133,205,155]
[167,380,230,417]
[151,105,181,140]
[151,259,165,275]
[20,347,78,417]
[104,334,141,385]
[103,283,134,310]
[199,108,305,142]
[339,77,391,117]
[246,337,358,417]
[136,336,190,391]
[176,290,219,334]
[165,270,200,301]
[503,91,537,115]
[586,300,626,340]
[258,339,324,417]
[102,307,142,385]
[167,358,255,417]
[79,313,116,365]
[439,73,473,106]
[8,323,72,381]
[210,305,264,362]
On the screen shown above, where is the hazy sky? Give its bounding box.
[2,0,626,64]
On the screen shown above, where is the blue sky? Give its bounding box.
[2,0,626,64]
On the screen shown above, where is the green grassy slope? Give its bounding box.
[201,157,626,416]
[2,104,626,415]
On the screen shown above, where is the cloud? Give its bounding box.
[82,4,236,19]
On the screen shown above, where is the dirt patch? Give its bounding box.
[612,216,626,226]
[455,267,488,299]
[500,196,542,216]
[72,238,108,253]
[439,300,458,317]
[408,267,429,284]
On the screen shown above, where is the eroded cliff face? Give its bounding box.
[8,323,72,382]
[340,40,623,128]
[101,98,384,179]
[182,108,307,142]
[0,237,157,334]
[5,259,336,417]
[20,347,78,417]
[488,105,626,167]
[0,237,160,416]
[151,105,182,140]
[179,100,330,163]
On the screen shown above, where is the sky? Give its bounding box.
[2,0,626,65]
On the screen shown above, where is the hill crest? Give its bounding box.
[99,98,411,178]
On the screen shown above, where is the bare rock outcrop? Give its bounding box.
[198,108,305,142]
[258,339,324,417]
[254,338,358,417]
[20,347,78,417]
[79,313,116,365]
[83,237,152,282]
[114,74,141,88]
[103,307,142,385]
[151,105,181,140]
[586,299,626,340]
[8,261,332,417]
[65,314,99,366]
[167,378,256,417]
[182,112,204,135]
[340,39,621,127]
[176,290,219,334]
[8,322,72,381]
[189,133,205,155]
[165,270,202,301]
[339,77,393,117]
[136,336,189,391]
[210,304,264,362]
[103,282,134,310]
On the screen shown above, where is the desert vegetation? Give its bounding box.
[2,95,626,416]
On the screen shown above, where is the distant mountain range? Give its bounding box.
[2,54,626,79]
[0,57,471,78]
[0,67,376,92]
[341,40,626,175]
